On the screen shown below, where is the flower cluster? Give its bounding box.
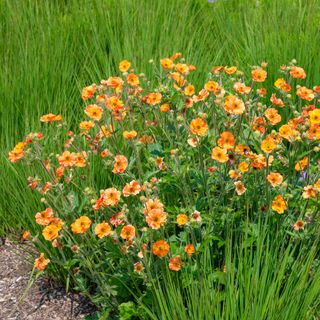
[9,54,320,308]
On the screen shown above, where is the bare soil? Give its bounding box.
[0,239,96,320]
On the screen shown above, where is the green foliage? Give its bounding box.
[2,0,320,319]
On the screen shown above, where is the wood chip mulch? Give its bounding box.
[0,238,97,320]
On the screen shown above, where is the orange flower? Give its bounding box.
[22,230,30,241]
[176,214,188,226]
[251,154,269,170]
[101,149,109,158]
[100,187,121,206]
[35,208,54,226]
[79,121,95,131]
[123,180,141,197]
[233,82,251,94]
[184,84,195,96]
[146,209,167,229]
[293,220,305,231]
[134,262,145,273]
[184,244,195,256]
[144,198,164,215]
[272,195,287,214]
[274,78,286,88]
[175,63,189,74]
[84,104,103,121]
[160,58,174,69]
[265,108,281,125]
[105,77,124,91]
[160,103,170,112]
[152,240,170,257]
[34,253,50,271]
[229,169,242,179]
[94,222,112,238]
[217,131,235,150]
[40,113,62,123]
[58,150,76,167]
[296,86,314,101]
[190,118,208,136]
[126,73,140,86]
[187,137,198,148]
[224,66,237,74]
[170,72,186,88]
[238,161,249,173]
[212,66,224,74]
[302,185,317,199]
[211,147,229,163]
[193,88,209,102]
[279,124,294,140]
[270,94,284,107]
[8,142,25,163]
[113,155,128,174]
[123,130,138,140]
[71,216,92,234]
[147,92,162,105]
[267,172,283,187]
[169,256,183,271]
[234,181,246,195]
[171,52,182,60]
[74,152,87,168]
[261,138,277,154]
[119,60,131,73]
[106,96,124,112]
[290,66,306,79]
[82,85,96,100]
[251,68,267,82]
[314,179,320,192]
[224,95,245,115]
[295,156,308,171]
[307,124,320,140]
[51,217,64,231]
[309,109,320,125]
[42,224,60,241]
[120,225,135,241]
[205,81,219,92]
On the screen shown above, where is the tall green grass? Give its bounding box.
[147,223,320,319]
[1,0,320,233]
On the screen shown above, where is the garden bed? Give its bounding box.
[0,239,96,320]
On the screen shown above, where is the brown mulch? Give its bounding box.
[0,238,96,320]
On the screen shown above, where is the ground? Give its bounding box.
[0,239,96,320]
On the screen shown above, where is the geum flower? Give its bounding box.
[176,214,188,226]
[95,222,112,238]
[42,224,60,241]
[272,195,287,214]
[34,253,50,271]
[120,225,136,241]
[169,256,183,271]
[123,180,141,197]
[40,113,62,122]
[71,216,92,234]
[267,172,283,187]
[211,147,229,163]
[146,209,167,230]
[113,155,128,174]
[144,198,164,215]
[217,131,235,150]
[224,95,245,115]
[152,240,170,257]
[84,104,103,121]
[302,186,317,199]
[234,181,246,195]
[35,208,54,226]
